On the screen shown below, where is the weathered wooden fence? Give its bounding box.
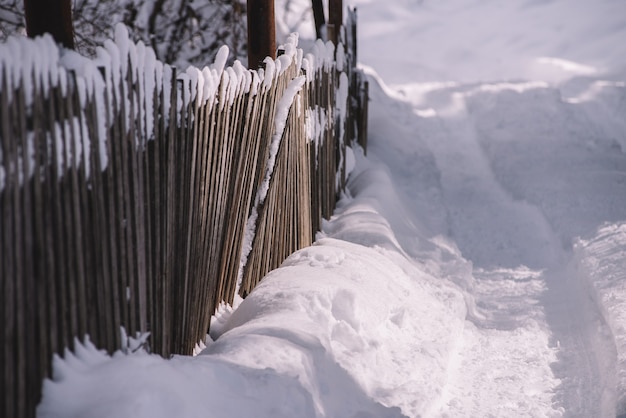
[0,9,367,418]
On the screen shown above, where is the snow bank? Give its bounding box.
[38,337,321,418]
[38,148,470,418]
[575,223,626,415]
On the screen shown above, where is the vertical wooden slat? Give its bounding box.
[54,78,80,352]
[205,95,223,306]
[129,60,148,336]
[121,65,138,337]
[0,67,5,418]
[48,82,67,362]
[115,66,131,340]
[161,67,177,356]
[189,99,208,347]
[86,74,112,351]
[143,67,159,351]
[99,67,118,352]
[175,78,193,353]
[105,64,123,353]
[157,72,168,352]
[181,83,201,352]
[2,63,16,418]
[13,76,27,418]
[135,60,148,337]
[31,71,51,408]
[67,72,89,344]
[20,81,37,413]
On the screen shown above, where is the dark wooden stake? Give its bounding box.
[24,0,75,49]
[311,0,325,39]
[329,0,343,44]
[247,0,276,69]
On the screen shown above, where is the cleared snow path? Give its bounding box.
[364,67,626,416]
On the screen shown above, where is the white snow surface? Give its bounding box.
[38,0,626,417]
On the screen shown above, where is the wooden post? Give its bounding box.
[326,24,335,48]
[350,8,358,62]
[329,0,343,45]
[311,0,325,39]
[247,0,276,69]
[24,0,75,49]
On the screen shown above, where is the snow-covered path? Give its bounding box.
[362,71,623,415]
[350,0,626,414]
[363,52,626,412]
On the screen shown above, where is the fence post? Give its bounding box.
[329,0,343,45]
[24,0,74,49]
[246,0,276,69]
[311,0,325,39]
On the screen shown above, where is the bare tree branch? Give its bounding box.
[0,0,247,67]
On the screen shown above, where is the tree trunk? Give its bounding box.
[24,0,74,49]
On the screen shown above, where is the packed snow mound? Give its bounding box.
[576,223,626,415]
[38,152,472,418]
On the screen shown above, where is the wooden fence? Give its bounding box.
[0,9,368,418]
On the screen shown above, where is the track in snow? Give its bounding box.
[366,72,623,416]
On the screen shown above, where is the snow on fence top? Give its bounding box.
[1,11,367,418]
[0,24,345,189]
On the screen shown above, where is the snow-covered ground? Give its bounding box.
[38,0,626,417]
